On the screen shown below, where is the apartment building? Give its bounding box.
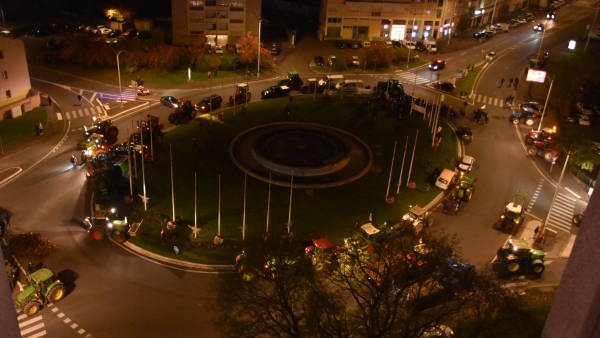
[171,0,261,46]
[0,35,37,121]
[318,0,527,42]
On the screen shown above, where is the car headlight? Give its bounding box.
[108,222,113,228]
[500,215,505,219]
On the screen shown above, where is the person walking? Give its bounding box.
[514,77,519,88]
[499,77,505,88]
[285,105,291,116]
[28,262,35,274]
[207,70,212,79]
[77,94,82,105]
[214,69,218,77]
[35,123,40,136]
[509,78,514,87]
[38,123,43,135]
[48,96,52,106]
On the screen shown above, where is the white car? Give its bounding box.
[214,46,224,55]
[516,18,527,25]
[458,155,475,172]
[98,27,112,36]
[91,25,105,34]
[578,114,591,126]
[485,52,497,61]
[508,20,520,28]
[351,56,360,66]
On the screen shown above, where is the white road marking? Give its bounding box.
[27,330,47,338]
[19,315,42,328]
[64,318,72,323]
[57,312,64,318]
[56,113,63,120]
[21,323,45,335]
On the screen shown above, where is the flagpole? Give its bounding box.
[126,128,132,196]
[287,170,293,234]
[170,144,175,220]
[242,174,247,241]
[406,130,418,187]
[386,141,397,198]
[266,173,271,233]
[131,120,137,176]
[194,172,197,232]
[140,115,147,210]
[397,136,409,194]
[218,174,221,236]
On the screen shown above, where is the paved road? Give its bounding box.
[5,4,598,336]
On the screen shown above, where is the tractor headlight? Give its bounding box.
[108,222,113,228]
[500,215,505,219]
[515,220,520,225]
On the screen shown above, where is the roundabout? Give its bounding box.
[230,122,373,188]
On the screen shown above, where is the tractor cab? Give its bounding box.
[302,78,319,93]
[81,133,111,163]
[399,205,433,233]
[84,115,119,140]
[230,83,251,105]
[278,71,303,90]
[498,189,528,230]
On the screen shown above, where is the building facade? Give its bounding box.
[0,35,37,121]
[171,0,261,46]
[318,0,530,43]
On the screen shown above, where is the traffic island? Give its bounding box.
[105,94,458,265]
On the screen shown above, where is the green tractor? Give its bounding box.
[497,189,528,230]
[83,208,141,243]
[278,71,304,91]
[83,115,119,140]
[398,205,434,234]
[14,268,66,316]
[376,79,404,98]
[493,239,545,276]
[453,165,477,202]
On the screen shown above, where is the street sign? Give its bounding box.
[526,69,547,83]
[455,70,463,79]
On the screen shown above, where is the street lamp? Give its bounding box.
[406,13,417,69]
[110,48,127,103]
[585,6,599,51]
[537,75,554,132]
[490,0,498,27]
[257,18,266,78]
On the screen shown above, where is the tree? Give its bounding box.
[145,43,184,70]
[456,14,470,33]
[361,43,394,70]
[210,239,323,338]
[236,31,271,67]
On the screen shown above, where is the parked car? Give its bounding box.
[391,40,402,48]
[428,59,446,71]
[107,29,121,38]
[416,41,427,51]
[508,20,520,28]
[351,56,360,66]
[195,94,223,113]
[261,85,291,99]
[520,102,544,117]
[473,31,487,38]
[314,56,324,66]
[214,46,224,55]
[270,44,280,55]
[98,27,112,35]
[525,13,535,20]
[160,96,180,109]
[433,82,455,92]
[336,41,346,49]
[576,102,593,116]
[485,52,497,61]
[137,31,152,39]
[122,28,137,38]
[328,55,337,66]
[347,41,360,49]
[516,17,527,25]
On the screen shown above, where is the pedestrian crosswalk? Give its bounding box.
[572,0,598,8]
[19,313,46,338]
[64,106,105,121]
[470,93,512,108]
[546,192,577,233]
[393,70,434,85]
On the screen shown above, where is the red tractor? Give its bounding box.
[526,139,559,163]
[168,99,197,124]
[525,127,555,145]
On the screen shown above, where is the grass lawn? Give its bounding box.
[124,94,457,264]
[0,107,48,145]
[455,65,482,95]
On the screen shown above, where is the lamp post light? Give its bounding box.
[537,75,554,132]
[257,18,265,78]
[585,6,599,51]
[406,15,416,69]
[111,48,127,103]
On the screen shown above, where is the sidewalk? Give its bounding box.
[519,220,575,258]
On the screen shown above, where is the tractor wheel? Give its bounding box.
[113,232,127,244]
[23,301,40,317]
[106,126,119,138]
[191,110,197,119]
[315,262,325,271]
[506,259,521,273]
[246,93,252,102]
[242,270,256,281]
[457,189,464,200]
[426,218,434,227]
[543,151,554,162]
[414,222,424,234]
[48,284,66,303]
[531,260,545,274]
[464,190,473,201]
[525,118,535,126]
[89,228,105,241]
[525,137,534,145]
[526,146,538,156]
[573,215,581,225]
[511,118,520,125]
